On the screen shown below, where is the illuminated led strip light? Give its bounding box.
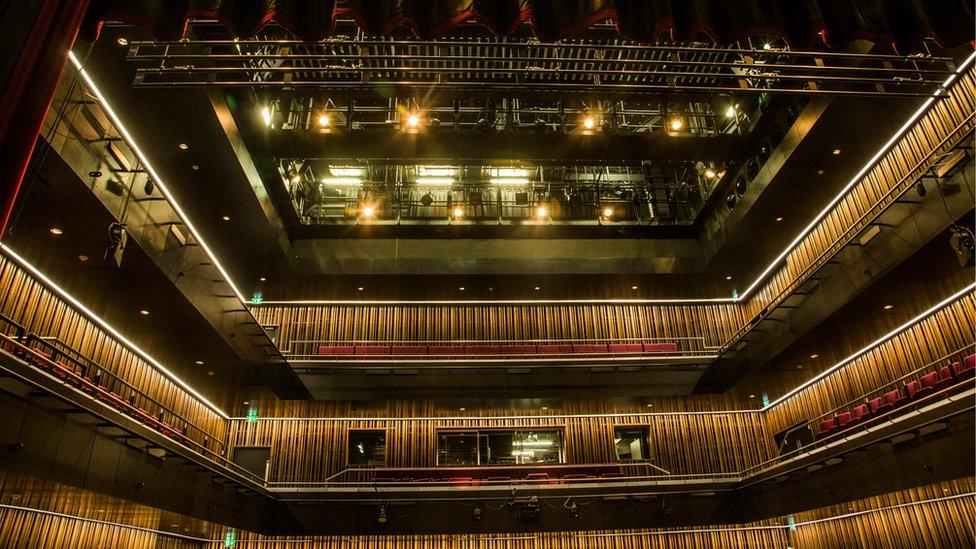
[764,282,976,409]
[260,50,976,306]
[67,51,246,305]
[0,243,229,418]
[1,493,968,541]
[739,49,976,300]
[0,503,216,542]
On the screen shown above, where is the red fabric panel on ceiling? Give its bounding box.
[79,0,974,54]
[0,0,90,237]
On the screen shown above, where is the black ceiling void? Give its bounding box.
[81,0,973,53]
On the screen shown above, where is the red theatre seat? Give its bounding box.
[910,373,940,400]
[883,389,908,409]
[429,345,464,355]
[465,345,500,355]
[643,342,679,352]
[525,472,550,481]
[573,343,608,354]
[561,473,590,480]
[851,404,870,423]
[934,366,956,391]
[953,355,975,380]
[317,345,354,356]
[390,345,427,356]
[536,344,572,354]
[500,344,537,354]
[815,417,838,439]
[868,396,890,415]
[836,411,857,429]
[354,345,390,356]
[609,343,643,354]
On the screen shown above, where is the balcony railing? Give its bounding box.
[283,336,715,364]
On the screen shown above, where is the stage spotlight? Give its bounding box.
[534,119,547,133]
[602,206,614,218]
[452,206,464,219]
[420,191,434,206]
[475,118,492,131]
[704,168,717,179]
[670,117,683,130]
[472,504,483,521]
[377,504,388,524]
[582,115,597,130]
[361,205,376,219]
[260,106,272,127]
[317,114,330,127]
[535,205,548,219]
[406,114,421,128]
[725,104,737,118]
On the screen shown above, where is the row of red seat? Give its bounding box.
[316,341,679,357]
[22,346,193,446]
[816,354,974,439]
[371,471,628,484]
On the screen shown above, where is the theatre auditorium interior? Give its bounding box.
[1,1,976,548]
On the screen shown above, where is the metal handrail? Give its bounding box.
[0,333,267,488]
[282,336,706,356]
[805,345,975,428]
[741,376,975,477]
[31,335,225,450]
[719,104,975,354]
[267,382,973,489]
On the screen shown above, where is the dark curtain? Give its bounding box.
[80,0,973,52]
[0,0,90,237]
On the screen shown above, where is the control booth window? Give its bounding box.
[437,429,564,466]
[348,429,387,466]
[614,426,651,461]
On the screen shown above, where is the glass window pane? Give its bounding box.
[437,432,479,465]
[512,430,563,464]
[613,427,650,461]
[348,430,386,466]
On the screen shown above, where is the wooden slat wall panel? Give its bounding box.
[792,478,976,549]
[766,293,976,435]
[220,526,787,548]
[0,507,201,549]
[737,67,976,335]
[0,256,226,445]
[253,303,742,352]
[227,411,771,482]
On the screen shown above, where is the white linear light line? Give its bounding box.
[790,492,976,527]
[763,282,976,410]
[739,50,976,300]
[257,298,735,305]
[0,503,218,542]
[67,51,246,305]
[0,244,229,419]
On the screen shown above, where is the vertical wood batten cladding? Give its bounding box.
[766,293,976,435]
[737,67,976,334]
[0,256,226,442]
[228,411,771,483]
[792,478,976,549]
[0,506,202,548]
[253,303,742,351]
[218,527,787,548]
